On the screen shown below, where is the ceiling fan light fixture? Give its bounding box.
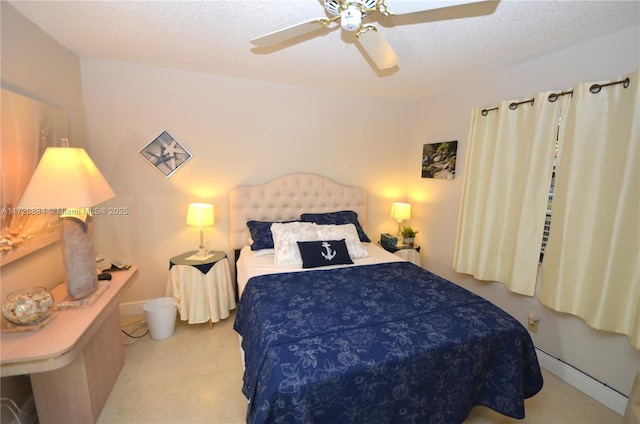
[340,4,362,31]
[254,0,492,72]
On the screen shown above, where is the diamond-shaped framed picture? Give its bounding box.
[139,131,192,178]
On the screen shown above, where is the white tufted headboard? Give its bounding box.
[229,173,367,250]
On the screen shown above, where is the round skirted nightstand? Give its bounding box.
[379,243,421,266]
[165,250,236,328]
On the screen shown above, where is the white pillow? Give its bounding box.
[315,224,369,259]
[271,222,318,264]
[253,249,274,257]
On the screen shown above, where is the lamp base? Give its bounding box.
[396,220,403,242]
[196,229,209,258]
[186,250,214,261]
[58,281,109,309]
[195,246,209,258]
[59,216,98,300]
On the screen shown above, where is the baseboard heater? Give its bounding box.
[535,347,628,416]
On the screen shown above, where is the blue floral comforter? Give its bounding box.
[234,262,543,424]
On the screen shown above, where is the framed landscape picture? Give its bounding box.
[422,141,457,179]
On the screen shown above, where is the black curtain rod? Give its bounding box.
[481,77,631,115]
[480,98,533,116]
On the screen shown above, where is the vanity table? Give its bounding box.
[1,266,138,424]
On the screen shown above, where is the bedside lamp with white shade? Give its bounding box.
[18,143,116,300]
[186,203,214,258]
[391,202,411,240]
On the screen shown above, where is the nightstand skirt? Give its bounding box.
[166,258,236,324]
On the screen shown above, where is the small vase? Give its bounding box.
[403,237,415,246]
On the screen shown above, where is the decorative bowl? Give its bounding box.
[2,287,54,325]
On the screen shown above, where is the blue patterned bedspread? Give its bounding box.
[234,262,543,424]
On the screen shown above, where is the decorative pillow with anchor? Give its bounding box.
[297,239,353,269]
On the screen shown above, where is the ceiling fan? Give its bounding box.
[251,0,490,70]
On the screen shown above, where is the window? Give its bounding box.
[540,163,555,262]
[540,119,560,263]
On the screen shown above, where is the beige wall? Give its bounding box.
[79,59,413,303]
[409,26,640,397]
[0,3,87,148]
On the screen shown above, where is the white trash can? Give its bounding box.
[143,297,177,340]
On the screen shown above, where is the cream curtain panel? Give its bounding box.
[539,71,639,349]
[454,93,566,295]
[456,70,639,348]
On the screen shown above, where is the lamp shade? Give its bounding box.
[18,147,115,209]
[391,202,411,221]
[186,203,214,227]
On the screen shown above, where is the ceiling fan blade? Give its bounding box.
[356,26,399,69]
[251,19,332,47]
[380,0,489,15]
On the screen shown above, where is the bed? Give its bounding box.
[230,173,543,424]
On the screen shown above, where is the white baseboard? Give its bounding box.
[119,300,146,316]
[536,347,628,416]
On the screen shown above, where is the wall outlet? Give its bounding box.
[527,311,540,334]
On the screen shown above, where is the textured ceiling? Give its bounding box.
[8,0,640,100]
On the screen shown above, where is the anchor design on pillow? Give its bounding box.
[321,241,337,261]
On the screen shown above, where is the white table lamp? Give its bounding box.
[18,143,115,300]
[186,203,214,257]
[391,202,411,240]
